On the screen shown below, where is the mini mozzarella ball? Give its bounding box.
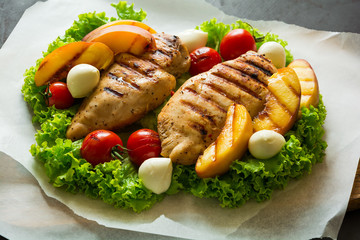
[248,130,286,159]
[67,64,100,98]
[138,157,173,194]
[258,42,286,69]
[177,29,208,53]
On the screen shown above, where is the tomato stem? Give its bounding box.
[42,83,52,104]
[111,144,129,160]
[242,22,265,43]
[254,35,265,43]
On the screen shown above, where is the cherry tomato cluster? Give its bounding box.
[80,129,161,167]
[189,29,257,76]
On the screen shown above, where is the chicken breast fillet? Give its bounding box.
[66,33,190,141]
[157,51,278,165]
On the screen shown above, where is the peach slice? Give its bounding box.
[196,104,253,178]
[83,20,156,43]
[34,41,114,86]
[288,59,319,110]
[253,67,301,135]
[82,25,156,56]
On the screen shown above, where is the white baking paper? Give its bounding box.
[0,0,360,239]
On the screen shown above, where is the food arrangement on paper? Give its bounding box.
[22,1,327,212]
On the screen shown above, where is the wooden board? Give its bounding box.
[348,160,360,211]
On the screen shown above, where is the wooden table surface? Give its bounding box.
[348,162,360,211]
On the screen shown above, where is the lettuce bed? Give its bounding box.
[21,1,327,212]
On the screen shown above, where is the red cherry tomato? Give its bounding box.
[45,82,74,109]
[220,29,257,61]
[189,47,222,76]
[126,129,161,167]
[80,130,124,166]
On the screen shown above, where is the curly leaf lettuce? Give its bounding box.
[110,1,147,22]
[22,1,327,213]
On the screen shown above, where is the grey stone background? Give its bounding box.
[1,0,360,47]
[0,0,359,239]
[206,0,360,33]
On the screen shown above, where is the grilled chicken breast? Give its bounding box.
[158,51,277,165]
[66,33,190,141]
[142,34,190,78]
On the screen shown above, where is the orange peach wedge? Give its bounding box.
[253,67,301,135]
[82,20,156,42]
[288,59,319,110]
[34,41,114,86]
[82,25,156,56]
[196,104,253,178]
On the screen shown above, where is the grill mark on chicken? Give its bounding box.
[115,53,166,81]
[156,37,178,52]
[199,78,265,119]
[107,72,140,90]
[211,66,263,101]
[153,43,178,60]
[180,99,217,126]
[222,63,266,87]
[188,121,208,136]
[250,53,273,66]
[103,87,124,97]
[140,34,190,78]
[246,61,273,77]
[117,62,158,81]
[241,52,276,76]
[183,87,227,113]
[201,81,244,106]
[161,35,179,48]
[257,53,272,63]
[224,60,270,86]
[153,49,173,60]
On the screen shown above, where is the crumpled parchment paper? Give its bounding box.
[0,0,360,239]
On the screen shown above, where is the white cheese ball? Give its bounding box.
[177,29,208,53]
[258,41,286,69]
[138,158,173,194]
[248,130,286,159]
[67,64,100,98]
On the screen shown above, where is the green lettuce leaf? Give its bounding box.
[65,12,109,42]
[110,1,147,22]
